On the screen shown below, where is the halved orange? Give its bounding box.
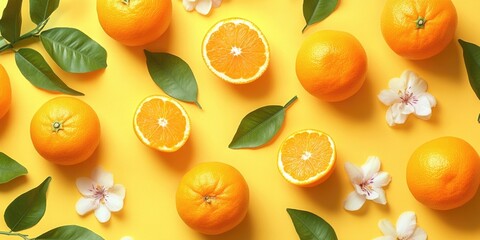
[202,18,270,84]
[133,95,190,152]
[278,129,336,187]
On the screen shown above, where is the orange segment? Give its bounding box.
[133,95,190,152]
[278,129,336,187]
[202,18,270,84]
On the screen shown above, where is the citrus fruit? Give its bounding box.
[96,0,172,46]
[0,64,11,119]
[381,0,457,60]
[30,97,101,165]
[295,30,367,102]
[133,95,190,152]
[406,136,480,210]
[176,162,249,235]
[278,129,336,187]
[202,18,270,84]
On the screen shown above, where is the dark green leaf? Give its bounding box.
[287,208,338,240]
[4,177,51,232]
[30,0,59,25]
[0,152,28,184]
[229,96,297,149]
[459,39,480,100]
[36,225,104,240]
[40,27,107,73]
[145,51,201,108]
[15,48,84,95]
[0,0,23,43]
[303,0,338,32]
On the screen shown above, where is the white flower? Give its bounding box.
[182,0,222,15]
[374,211,427,240]
[378,70,436,127]
[344,156,391,211]
[76,167,125,223]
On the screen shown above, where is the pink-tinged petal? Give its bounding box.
[212,0,222,8]
[388,76,407,93]
[364,187,380,200]
[413,97,432,119]
[76,197,98,215]
[95,204,111,223]
[399,103,415,115]
[344,191,366,211]
[378,219,397,237]
[378,90,400,106]
[195,0,212,15]
[410,227,427,240]
[344,162,363,184]
[372,187,387,204]
[76,177,95,196]
[386,107,396,126]
[110,184,126,199]
[92,167,114,188]
[183,0,196,11]
[407,73,427,95]
[389,103,408,125]
[373,237,396,240]
[105,192,124,212]
[361,156,380,180]
[372,172,391,187]
[396,211,417,239]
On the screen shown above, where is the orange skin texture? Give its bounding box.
[0,65,11,119]
[97,0,172,46]
[30,97,101,165]
[295,30,367,102]
[381,0,458,60]
[407,136,480,210]
[176,162,249,235]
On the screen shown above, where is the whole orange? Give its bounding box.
[176,162,249,235]
[96,0,172,46]
[30,97,101,165]
[295,30,367,102]
[406,136,480,210]
[0,64,11,119]
[381,0,457,60]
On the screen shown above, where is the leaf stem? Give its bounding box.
[194,101,203,110]
[0,18,49,53]
[284,96,298,109]
[0,230,31,240]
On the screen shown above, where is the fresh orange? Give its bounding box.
[406,136,480,210]
[381,0,457,60]
[30,97,101,165]
[202,18,270,84]
[0,64,11,119]
[278,129,336,187]
[176,162,249,235]
[133,95,190,152]
[295,30,367,102]
[96,0,172,46]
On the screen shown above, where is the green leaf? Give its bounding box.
[40,27,107,73]
[459,39,480,100]
[229,96,297,149]
[36,225,104,240]
[15,48,84,95]
[287,208,338,240]
[29,0,59,25]
[145,51,201,108]
[0,0,23,43]
[0,152,28,184]
[4,177,51,232]
[303,0,338,32]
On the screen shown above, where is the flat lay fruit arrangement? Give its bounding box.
[1,0,480,239]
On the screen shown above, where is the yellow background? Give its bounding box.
[1,0,480,239]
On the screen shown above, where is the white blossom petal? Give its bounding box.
[413,96,433,118]
[95,204,111,223]
[372,172,392,187]
[400,103,415,115]
[110,184,126,199]
[390,103,408,125]
[76,177,95,196]
[396,211,417,239]
[378,219,397,237]
[183,0,196,11]
[373,237,396,240]
[407,73,427,95]
[212,0,222,8]
[344,191,366,211]
[344,162,363,184]
[195,0,212,15]
[410,227,427,240]
[389,76,407,93]
[378,90,400,106]
[385,107,396,126]
[105,188,125,212]
[372,187,387,204]
[424,92,437,107]
[76,197,98,215]
[361,156,380,180]
[364,187,380,200]
[92,168,114,188]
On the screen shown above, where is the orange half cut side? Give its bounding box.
[133,95,190,152]
[278,129,336,187]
